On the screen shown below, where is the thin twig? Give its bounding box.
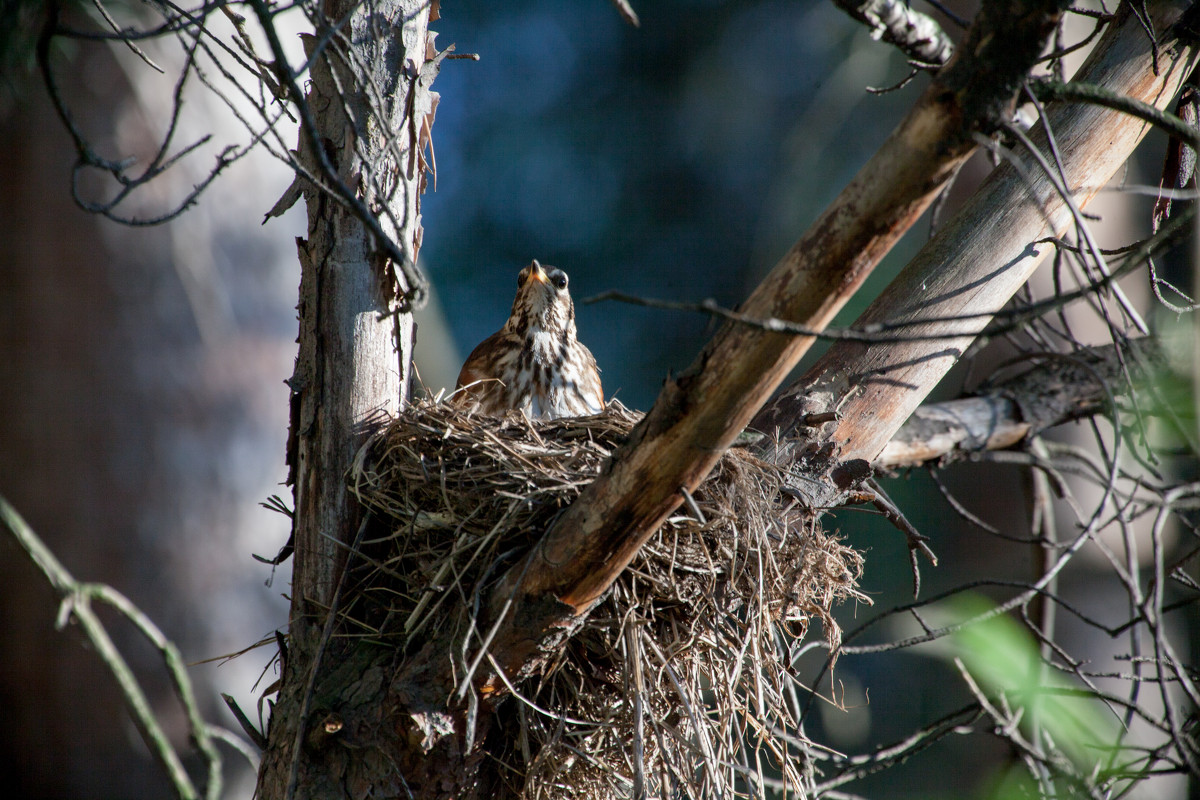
[246,0,430,307]
[1031,78,1200,148]
[862,479,938,598]
[0,494,214,800]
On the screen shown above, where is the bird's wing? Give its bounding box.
[578,346,604,413]
[456,331,508,389]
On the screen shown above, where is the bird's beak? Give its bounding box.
[529,260,549,285]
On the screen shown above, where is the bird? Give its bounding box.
[455,260,603,419]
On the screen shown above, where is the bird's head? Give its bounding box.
[507,259,576,336]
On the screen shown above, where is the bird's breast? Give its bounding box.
[526,330,567,364]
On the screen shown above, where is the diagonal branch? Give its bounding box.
[753,0,1200,509]
[1030,77,1200,147]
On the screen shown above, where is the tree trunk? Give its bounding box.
[254,1,434,797]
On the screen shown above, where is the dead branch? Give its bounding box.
[1030,77,1200,148]
[858,478,939,597]
[832,0,955,68]
[877,338,1162,468]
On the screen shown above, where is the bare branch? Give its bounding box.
[877,339,1161,468]
[1030,75,1200,153]
[37,3,254,226]
[89,0,165,72]
[855,479,938,597]
[832,0,955,68]
[753,1,1199,497]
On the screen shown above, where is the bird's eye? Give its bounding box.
[517,268,529,288]
[550,270,568,290]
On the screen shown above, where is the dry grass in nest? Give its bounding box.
[348,400,866,799]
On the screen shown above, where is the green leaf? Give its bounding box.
[926,594,1119,769]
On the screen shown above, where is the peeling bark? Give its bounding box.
[255,1,438,797]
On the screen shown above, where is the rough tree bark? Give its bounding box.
[254,1,436,797]
[876,338,1163,468]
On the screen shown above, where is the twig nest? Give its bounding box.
[349,400,865,799]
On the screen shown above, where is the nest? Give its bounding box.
[347,400,866,799]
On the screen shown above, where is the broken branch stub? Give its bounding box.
[876,338,1164,468]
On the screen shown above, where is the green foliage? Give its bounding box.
[1150,312,1200,453]
[946,595,1117,763]
[0,0,46,83]
[925,594,1126,796]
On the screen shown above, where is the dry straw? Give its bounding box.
[348,400,866,799]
